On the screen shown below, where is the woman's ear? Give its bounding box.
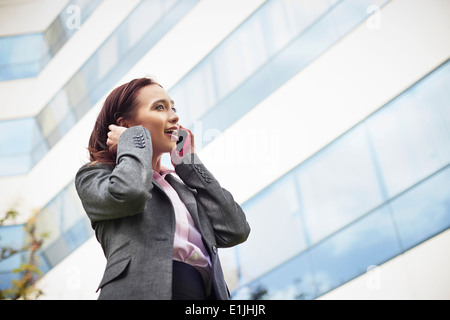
[116,117,129,128]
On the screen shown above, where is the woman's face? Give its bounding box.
[128,84,179,155]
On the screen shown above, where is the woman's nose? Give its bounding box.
[169,110,179,124]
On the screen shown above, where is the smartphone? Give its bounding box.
[176,129,189,152]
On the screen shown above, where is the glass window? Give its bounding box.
[160,0,177,11]
[218,247,240,291]
[390,166,450,251]
[232,252,315,300]
[44,15,68,57]
[0,224,49,290]
[27,0,192,154]
[45,0,103,56]
[61,184,86,233]
[0,251,26,275]
[212,37,241,99]
[43,236,71,267]
[0,272,22,291]
[0,33,49,80]
[238,176,306,283]
[235,17,268,79]
[126,0,164,49]
[367,61,450,198]
[64,218,92,252]
[35,196,63,251]
[0,33,44,66]
[168,85,187,120]
[49,112,77,147]
[25,182,92,269]
[0,118,35,156]
[0,0,103,82]
[172,62,217,125]
[261,0,332,57]
[37,90,72,137]
[284,0,332,38]
[0,61,41,81]
[309,206,401,296]
[0,154,31,177]
[0,224,25,268]
[261,0,296,56]
[213,16,268,100]
[296,125,385,244]
[0,224,27,290]
[96,35,119,81]
[65,73,90,112]
[330,0,377,37]
[36,251,52,274]
[30,120,49,166]
[0,118,42,176]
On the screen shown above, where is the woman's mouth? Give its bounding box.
[164,129,179,141]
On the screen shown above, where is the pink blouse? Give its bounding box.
[153,167,211,288]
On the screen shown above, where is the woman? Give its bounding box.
[75,77,250,300]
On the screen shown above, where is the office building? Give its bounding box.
[0,0,449,299]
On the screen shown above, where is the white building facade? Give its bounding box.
[0,0,449,300]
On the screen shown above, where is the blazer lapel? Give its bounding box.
[164,174,201,228]
[152,178,164,194]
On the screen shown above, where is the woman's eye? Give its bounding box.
[155,105,164,110]
[172,107,177,113]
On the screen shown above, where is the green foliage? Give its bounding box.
[0,209,48,300]
[0,208,18,225]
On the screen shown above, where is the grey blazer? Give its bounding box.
[75,126,250,300]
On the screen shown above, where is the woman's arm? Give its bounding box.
[75,126,154,223]
[174,153,251,248]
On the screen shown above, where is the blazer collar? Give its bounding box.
[163,174,201,228]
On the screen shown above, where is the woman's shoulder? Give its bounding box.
[76,161,114,180]
[79,160,114,170]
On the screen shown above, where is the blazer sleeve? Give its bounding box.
[174,153,250,248]
[75,126,154,223]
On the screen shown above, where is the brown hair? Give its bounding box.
[88,77,160,166]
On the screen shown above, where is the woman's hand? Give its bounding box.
[171,126,195,167]
[107,124,128,152]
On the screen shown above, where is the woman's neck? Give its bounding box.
[152,154,162,173]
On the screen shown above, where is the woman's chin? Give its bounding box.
[152,143,176,156]
[165,143,177,153]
